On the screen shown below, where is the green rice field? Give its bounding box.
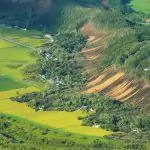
[0,25,47,91]
[0,75,25,91]
[131,0,150,14]
[0,98,112,137]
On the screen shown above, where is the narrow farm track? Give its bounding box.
[81,24,150,108]
[0,36,36,50]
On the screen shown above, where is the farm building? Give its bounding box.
[144,19,150,24]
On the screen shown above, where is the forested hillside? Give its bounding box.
[0,0,150,149]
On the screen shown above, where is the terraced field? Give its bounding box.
[81,24,150,109]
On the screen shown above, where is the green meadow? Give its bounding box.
[131,0,150,14]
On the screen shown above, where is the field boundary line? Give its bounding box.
[0,36,36,50]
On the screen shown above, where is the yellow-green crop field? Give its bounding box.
[0,87,112,137]
[0,98,112,137]
[0,40,14,48]
[131,0,150,14]
[0,46,35,79]
[0,87,40,99]
[0,25,47,91]
[0,25,112,137]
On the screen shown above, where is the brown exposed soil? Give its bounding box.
[80,24,150,108]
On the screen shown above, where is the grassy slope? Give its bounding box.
[131,0,150,14]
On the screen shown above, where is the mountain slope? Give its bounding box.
[81,24,150,110]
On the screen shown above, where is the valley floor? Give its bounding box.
[0,89,112,137]
[0,25,113,137]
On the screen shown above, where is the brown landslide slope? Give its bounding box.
[80,24,150,109]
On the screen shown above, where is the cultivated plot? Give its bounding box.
[131,0,150,14]
[0,25,47,91]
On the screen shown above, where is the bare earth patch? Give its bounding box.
[81,24,150,108]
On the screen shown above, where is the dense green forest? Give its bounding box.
[0,0,150,149]
[0,0,136,31]
[98,26,150,81]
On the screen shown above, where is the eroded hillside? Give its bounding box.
[81,24,150,109]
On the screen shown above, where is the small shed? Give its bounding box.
[144,19,150,24]
[21,28,27,31]
[44,34,54,42]
[144,68,150,71]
